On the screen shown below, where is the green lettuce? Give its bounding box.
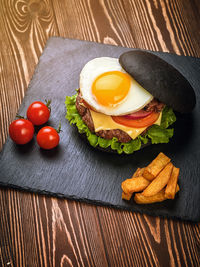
[65,93,176,154]
[160,106,176,128]
[147,125,174,144]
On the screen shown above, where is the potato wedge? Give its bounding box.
[142,162,173,197]
[121,176,150,194]
[121,168,145,200]
[143,152,171,181]
[132,168,140,177]
[134,185,179,204]
[135,189,166,204]
[165,166,180,199]
[122,191,132,201]
[132,167,145,178]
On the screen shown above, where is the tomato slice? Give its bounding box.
[112,112,160,128]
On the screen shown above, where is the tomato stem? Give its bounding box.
[56,122,62,133]
[16,114,25,119]
[45,99,51,112]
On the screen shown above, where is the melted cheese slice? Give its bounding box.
[90,110,162,140]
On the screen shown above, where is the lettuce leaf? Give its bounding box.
[65,93,176,154]
[147,125,174,144]
[160,106,176,128]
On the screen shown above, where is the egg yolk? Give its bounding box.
[92,71,131,107]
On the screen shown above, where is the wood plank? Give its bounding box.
[0,0,200,266]
[1,187,199,266]
[51,0,135,46]
[0,189,110,266]
[122,0,200,57]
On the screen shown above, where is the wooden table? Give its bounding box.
[0,0,200,266]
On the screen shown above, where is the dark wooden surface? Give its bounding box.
[0,0,200,266]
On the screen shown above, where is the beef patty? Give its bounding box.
[75,93,164,143]
[76,93,132,143]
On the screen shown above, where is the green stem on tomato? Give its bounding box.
[45,99,51,112]
[56,122,62,133]
[16,114,25,119]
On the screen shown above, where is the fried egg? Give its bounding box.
[79,57,153,116]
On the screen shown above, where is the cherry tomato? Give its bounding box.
[112,112,160,128]
[27,101,51,125]
[9,119,34,144]
[37,126,60,150]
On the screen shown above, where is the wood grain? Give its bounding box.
[0,0,200,266]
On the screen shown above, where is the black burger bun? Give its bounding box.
[119,50,196,113]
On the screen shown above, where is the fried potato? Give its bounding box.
[132,168,141,177]
[134,189,166,204]
[121,152,180,205]
[134,185,179,204]
[142,162,173,197]
[122,191,132,201]
[121,168,145,199]
[165,166,180,199]
[132,167,145,178]
[143,152,171,181]
[121,176,150,194]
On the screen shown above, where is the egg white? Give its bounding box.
[79,57,153,116]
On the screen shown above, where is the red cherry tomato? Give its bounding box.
[112,112,160,128]
[27,101,51,125]
[37,126,60,150]
[9,119,34,144]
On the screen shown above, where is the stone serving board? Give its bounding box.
[0,37,200,222]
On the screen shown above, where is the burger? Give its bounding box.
[65,50,196,154]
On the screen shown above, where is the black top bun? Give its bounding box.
[119,50,196,113]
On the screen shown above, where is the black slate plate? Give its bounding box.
[0,37,200,222]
